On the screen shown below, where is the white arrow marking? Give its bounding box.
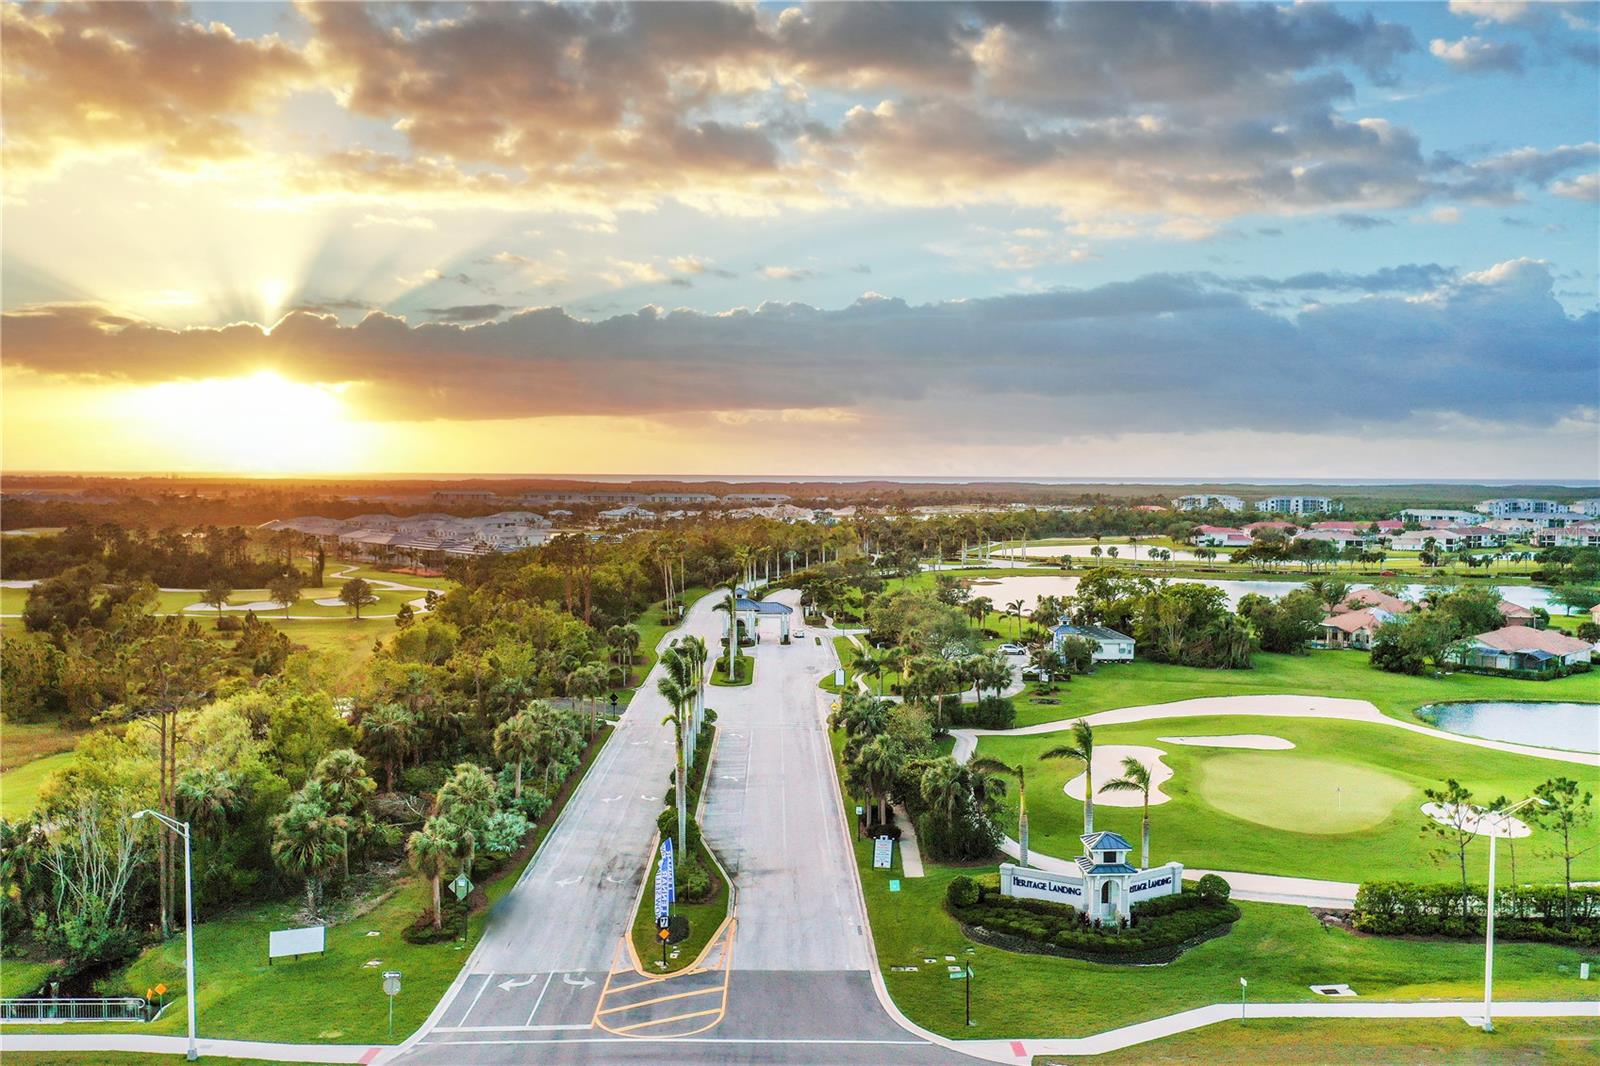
[718,775,741,781]
[555,876,581,887]
[640,794,657,801]
[562,974,596,990]
[605,875,626,884]
[601,795,623,803]
[498,974,539,992]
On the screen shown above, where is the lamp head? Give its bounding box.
[133,810,148,820]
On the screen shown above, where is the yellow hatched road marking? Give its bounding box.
[597,984,722,1016]
[613,1007,721,1034]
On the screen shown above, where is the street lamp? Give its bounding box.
[134,810,198,1061]
[1481,795,1547,1034]
[1239,977,1247,1023]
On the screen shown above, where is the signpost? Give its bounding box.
[267,925,326,964]
[872,836,894,870]
[450,872,474,902]
[382,971,401,1037]
[654,839,676,968]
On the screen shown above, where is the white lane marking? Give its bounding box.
[562,973,597,989]
[555,876,581,887]
[428,1024,594,1033]
[460,972,494,1024]
[601,795,624,803]
[523,971,556,1026]
[498,973,538,992]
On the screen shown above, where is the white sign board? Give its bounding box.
[1126,863,1184,905]
[835,668,846,686]
[999,863,1084,908]
[268,925,326,960]
[872,836,894,869]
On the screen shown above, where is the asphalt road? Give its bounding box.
[393,590,974,1065]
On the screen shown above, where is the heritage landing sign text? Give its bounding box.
[998,864,1083,905]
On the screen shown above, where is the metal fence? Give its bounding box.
[0,996,148,1023]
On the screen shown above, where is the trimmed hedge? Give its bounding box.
[1353,881,1600,946]
[947,880,1239,964]
[948,695,1016,729]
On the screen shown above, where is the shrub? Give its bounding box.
[215,615,242,632]
[947,875,981,908]
[1353,880,1600,944]
[401,763,446,795]
[1196,874,1231,903]
[864,822,902,841]
[950,696,1016,729]
[403,900,467,944]
[679,859,713,902]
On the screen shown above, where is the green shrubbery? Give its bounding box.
[1353,881,1600,946]
[948,696,1016,729]
[946,880,1239,962]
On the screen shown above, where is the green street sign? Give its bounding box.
[451,872,474,901]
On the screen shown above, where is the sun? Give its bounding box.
[119,371,362,474]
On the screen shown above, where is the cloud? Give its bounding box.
[1553,172,1600,201]
[1334,212,1395,230]
[600,259,670,286]
[0,3,311,177]
[354,213,437,230]
[760,266,817,281]
[1430,206,1463,223]
[1430,36,1525,73]
[420,304,516,323]
[5,261,1590,441]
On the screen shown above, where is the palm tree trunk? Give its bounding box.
[1141,805,1150,869]
[1084,768,1094,836]
[514,759,524,800]
[432,875,443,929]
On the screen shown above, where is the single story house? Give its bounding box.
[1344,588,1412,614]
[1316,608,1395,650]
[1191,525,1253,547]
[1591,603,1600,626]
[1052,623,1135,662]
[1496,600,1537,627]
[1390,528,1464,552]
[1242,520,1298,535]
[1458,626,1592,676]
[1293,528,1367,549]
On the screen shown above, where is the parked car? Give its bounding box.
[998,643,1025,655]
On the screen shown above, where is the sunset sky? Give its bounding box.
[2,1,1597,479]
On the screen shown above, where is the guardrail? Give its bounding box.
[0,996,148,1023]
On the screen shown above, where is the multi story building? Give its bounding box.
[1475,498,1574,517]
[1172,493,1246,512]
[1257,495,1341,515]
[1399,508,1483,526]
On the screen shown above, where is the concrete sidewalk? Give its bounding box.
[0,1033,382,1062]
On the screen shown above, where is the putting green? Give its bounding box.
[1197,751,1412,834]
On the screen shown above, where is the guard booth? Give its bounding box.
[731,591,793,643]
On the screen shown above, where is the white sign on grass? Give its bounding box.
[268,925,326,960]
[872,836,894,869]
[998,864,1084,905]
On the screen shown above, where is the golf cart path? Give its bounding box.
[950,693,1595,909]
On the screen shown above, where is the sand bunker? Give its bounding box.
[1158,734,1295,750]
[314,597,349,607]
[1421,802,1531,839]
[1063,745,1174,807]
[183,600,282,613]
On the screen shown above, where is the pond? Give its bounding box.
[958,572,1574,614]
[1418,701,1600,754]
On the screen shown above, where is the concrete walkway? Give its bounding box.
[892,805,926,877]
[0,1033,379,1062]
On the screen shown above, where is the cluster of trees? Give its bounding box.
[833,694,1003,861]
[1,523,304,587]
[1064,572,1252,669]
[1370,586,1527,675]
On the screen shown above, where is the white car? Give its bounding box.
[998,643,1025,655]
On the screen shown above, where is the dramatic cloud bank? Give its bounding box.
[6,260,1591,443]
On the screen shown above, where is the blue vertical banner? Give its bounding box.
[653,837,676,921]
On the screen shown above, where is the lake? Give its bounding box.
[1419,701,1600,754]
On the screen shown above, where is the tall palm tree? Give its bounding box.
[565,663,609,737]
[851,735,904,825]
[712,578,742,678]
[1100,758,1154,867]
[435,763,497,872]
[494,709,543,800]
[360,703,418,792]
[407,816,456,929]
[1042,719,1097,836]
[657,672,692,855]
[966,595,994,631]
[970,757,1029,866]
[1005,599,1025,639]
[271,785,347,916]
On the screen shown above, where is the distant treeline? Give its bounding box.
[0,524,300,587]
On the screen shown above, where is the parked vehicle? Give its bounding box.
[999,642,1025,655]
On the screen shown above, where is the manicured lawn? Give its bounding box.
[1008,651,1600,728]
[628,838,730,974]
[829,731,1596,1041]
[156,587,418,619]
[821,634,858,693]
[1,751,76,819]
[1039,1017,1599,1065]
[1,959,55,998]
[1,727,614,1044]
[977,714,1600,885]
[3,1055,295,1065]
[331,562,457,592]
[1,585,29,615]
[710,653,754,687]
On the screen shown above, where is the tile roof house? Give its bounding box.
[1191,525,1253,547]
[1316,607,1395,649]
[1461,626,1592,676]
[1344,588,1413,614]
[1496,600,1537,626]
[1242,520,1298,534]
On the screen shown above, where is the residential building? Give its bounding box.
[1242,520,1298,534]
[1459,626,1592,676]
[262,511,551,561]
[1051,623,1135,662]
[647,491,718,504]
[598,505,656,522]
[1575,500,1600,517]
[1534,523,1600,548]
[726,492,792,503]
[1497,600,1537,627]
[1399,508,1483,526]
[1172,493,1245,512]
[432,489,500,503]
[1475,497,1573,517]
[1316,608,1395,650]
[1292,528,1366,548]
[1311,520,1402,534]
[1257,495,1341,515]
[1479,517,1538,536]
[1344,588,1413,614]
[1390,528,1465,552]
[1190,525,1253,547]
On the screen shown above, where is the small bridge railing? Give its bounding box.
[0,996,148,1023]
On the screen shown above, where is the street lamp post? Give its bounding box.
[1481,795,1546,1034]
[134,810,198,1061]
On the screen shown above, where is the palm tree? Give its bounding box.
[852,735,905,825]
[1042,719,1096,836]
[1100,757,1154,867]
[435,763,497,872]
[360,703,418,792]
[272,785,347,916]
[712,578,742,678]
[494,709,543,800]
[407,816,456,929]
[176,767,239,839]
[1005,599,1025,639]
[970,757,1030,866]
[658,674,691,855]
[852,644,889,695]
[565,662,609,737]
[966,595,994,631]
[313,748,375,878]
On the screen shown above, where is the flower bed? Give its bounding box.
[945,873,1239,965]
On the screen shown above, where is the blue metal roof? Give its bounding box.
[1052,623,1133,642]
[1081,830,1133,851]
[1076,857,1139,875]
[734,598,793,614]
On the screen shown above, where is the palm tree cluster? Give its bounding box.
[270,749,377,917]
